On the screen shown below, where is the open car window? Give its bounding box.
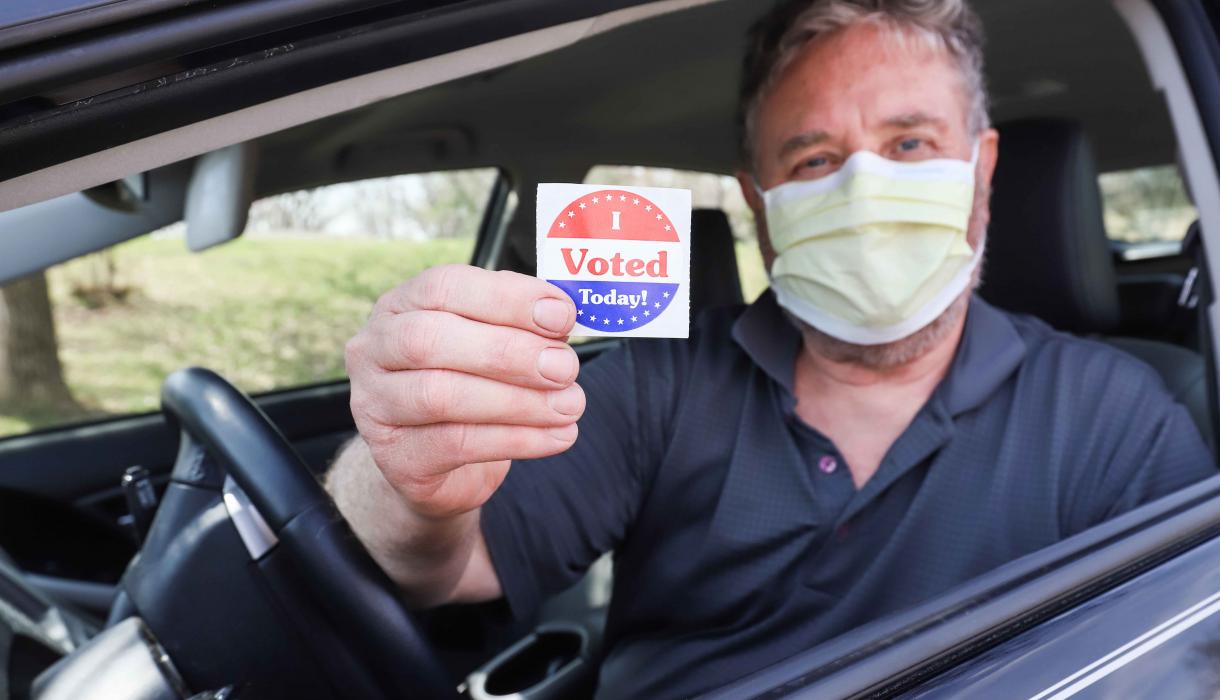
[0,0,1216,695]
[0,168,498,439]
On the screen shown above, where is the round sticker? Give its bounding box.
[545,189,680,333]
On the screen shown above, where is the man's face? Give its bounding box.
[738,21,999,270]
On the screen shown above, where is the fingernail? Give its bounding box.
[533,298,571,333]
[537,347,577,384]
[548,384,585,416]
[547,423,578,441]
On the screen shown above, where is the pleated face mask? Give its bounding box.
[759,143,982,346]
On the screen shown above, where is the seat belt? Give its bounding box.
[1180,221,1220,454]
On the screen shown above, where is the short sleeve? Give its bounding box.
[1064,352,1216,534]
[480,338,682,620]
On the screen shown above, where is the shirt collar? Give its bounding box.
[730,291,1027,417]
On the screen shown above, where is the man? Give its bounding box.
[326,0,1215,697]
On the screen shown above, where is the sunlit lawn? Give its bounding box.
[1,235,469,436]
[0,234,770,438]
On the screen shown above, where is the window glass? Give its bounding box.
[0,168,497,438]
[1099,165,1197,243]
[584,166,768,303]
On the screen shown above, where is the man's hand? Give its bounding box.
[345,264,584,519]
[328,264,584,605]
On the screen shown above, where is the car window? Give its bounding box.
[584,166,768,303]
[1100,164,1198,244]
[0,168,499,439]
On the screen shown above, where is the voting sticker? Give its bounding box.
[536,183,691,339]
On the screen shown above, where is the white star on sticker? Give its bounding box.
[617,318,624,325]
[579,202,587,209]
[664,225,671,231]
[644,310,651,317]
[645,205,652,212]
[577,309,583,315]
[630,316,638,322]
[619,195,627,202]
[592,197,599,204]
[655,214,663,220]
[633,198,640,205]
[589,315,597,322]
[603,318,610,325]
[662,292,670,298]
[654,302,661,308]
[568,211,575,217]
[559,221,566,228]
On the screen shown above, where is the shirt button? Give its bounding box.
[818,455,838,474]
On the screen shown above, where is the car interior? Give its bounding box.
[0,0,1217,697]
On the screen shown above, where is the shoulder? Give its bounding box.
[1004,309,1168,394]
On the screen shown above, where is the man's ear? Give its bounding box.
[977,127,1000,190]
[966,128,1000,250]
[736,169,764,215]
[736,169,777,268]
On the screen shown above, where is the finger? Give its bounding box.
[353,369,586,429]
[380,422,580,477]
[363,311,579,389]
[374,265,576,338]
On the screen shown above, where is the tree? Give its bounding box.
[0,272,77,408]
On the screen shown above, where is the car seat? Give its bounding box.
[981,118,1213,450]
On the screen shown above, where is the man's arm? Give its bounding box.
[325,265,584,608]
[325,437,500,607]
[1064,350,1216,534]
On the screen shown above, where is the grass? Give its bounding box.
[1,233,770,438]
[0,234,470,437]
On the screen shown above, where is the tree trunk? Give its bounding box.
[0,272,77,407]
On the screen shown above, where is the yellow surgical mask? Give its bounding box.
[758,144,981,345]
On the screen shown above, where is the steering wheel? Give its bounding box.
[151,367,453,698]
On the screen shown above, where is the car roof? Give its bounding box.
[252,0,1167,200]
[0,0,1173,204]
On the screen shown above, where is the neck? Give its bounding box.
[795,304,968,408]
[791,307,969,489]
[799,314,965,390]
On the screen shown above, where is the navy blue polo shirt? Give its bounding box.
[480,292,1214,699]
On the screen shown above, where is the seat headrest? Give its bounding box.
[691,208,744,314]
[979,118,1121,334]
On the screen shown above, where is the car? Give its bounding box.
[0,0,1218,698]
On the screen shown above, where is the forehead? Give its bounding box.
[758,22,969,138]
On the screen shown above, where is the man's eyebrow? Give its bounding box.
[778,129,831,158]
[883,112,949,129]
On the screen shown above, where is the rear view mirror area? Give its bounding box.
[184,142,257,252]
[0,142,259,286]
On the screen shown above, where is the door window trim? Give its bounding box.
[0,0,721,213]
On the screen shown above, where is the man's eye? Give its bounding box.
[793,154,837,178]
[897,138,923,153]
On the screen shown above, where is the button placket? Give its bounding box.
[818,455,838,474]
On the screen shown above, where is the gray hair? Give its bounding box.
[738,0,990,170]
